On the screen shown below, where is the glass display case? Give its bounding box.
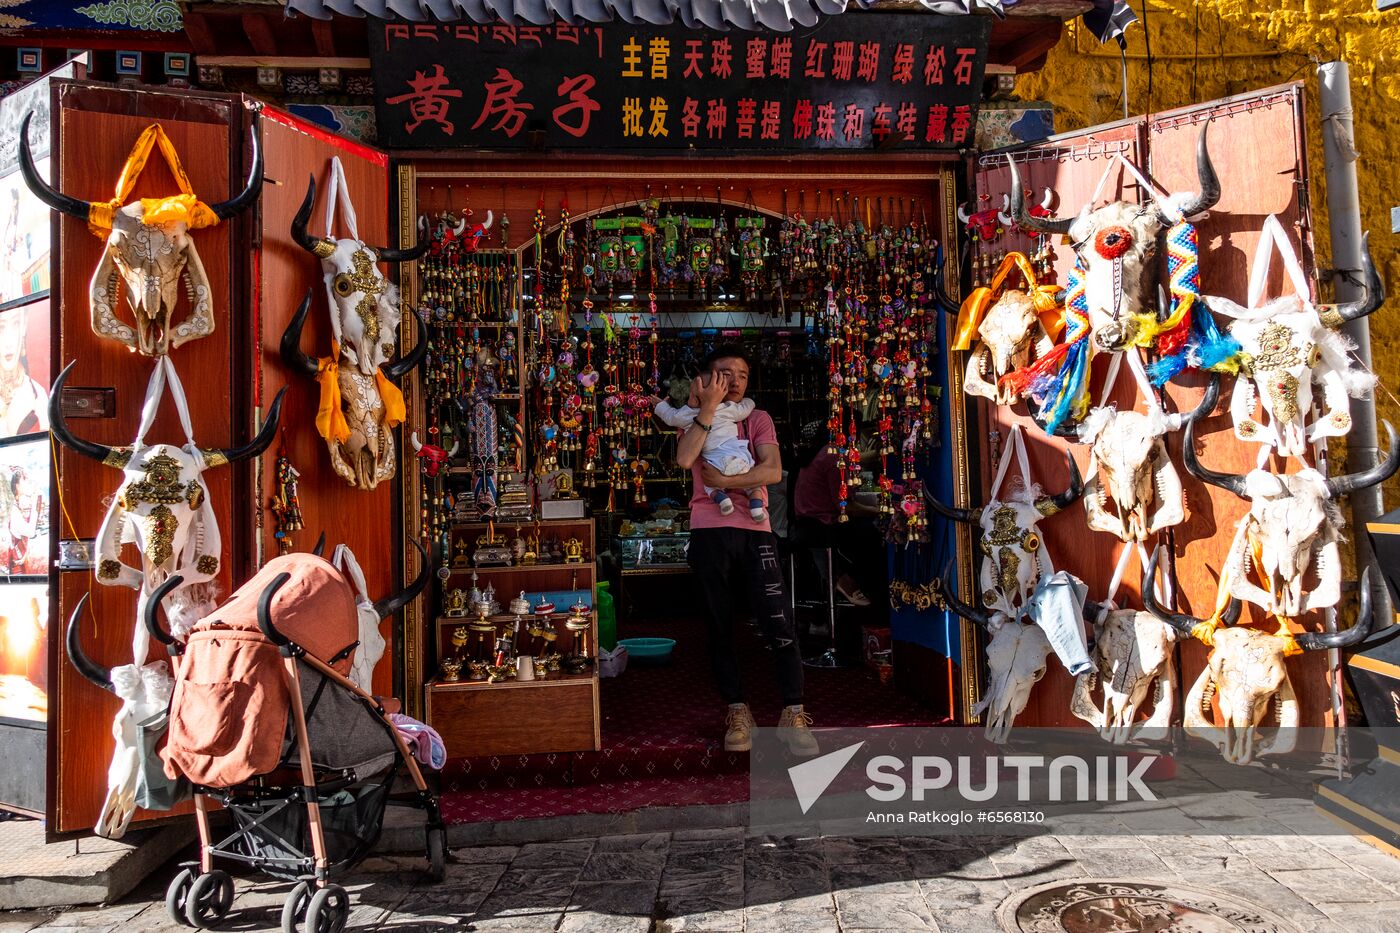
[617,532,690,569]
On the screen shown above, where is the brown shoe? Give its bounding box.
[724,703,755,752]
[778,705,819,757]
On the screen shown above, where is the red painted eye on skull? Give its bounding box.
[1094,226,1134,259]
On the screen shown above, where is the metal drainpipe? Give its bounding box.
[1319,60,1392,627]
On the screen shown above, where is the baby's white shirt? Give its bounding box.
[655,399,757,473]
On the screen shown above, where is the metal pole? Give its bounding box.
[1318,60,1392,628]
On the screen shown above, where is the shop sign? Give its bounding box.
[369,15,992,151]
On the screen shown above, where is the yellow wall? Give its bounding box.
[1018,1,1400,508]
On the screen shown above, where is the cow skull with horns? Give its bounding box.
[1011,122,1220,355]
[1145,547,1374,765]
[18,112,263,357]
[925,453,1083,623]
[1203,238,1384,458]
[1079,375,1219,543]
[50,362,285,627]
[963,288,1057,406]
[1184,416,1400,617]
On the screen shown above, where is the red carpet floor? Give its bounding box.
[439,614,949,824]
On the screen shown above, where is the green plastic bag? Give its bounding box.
[597,581,617,651]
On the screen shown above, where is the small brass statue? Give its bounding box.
[563,537,585,564]
[443,588,469,618]
[439,657,463,682]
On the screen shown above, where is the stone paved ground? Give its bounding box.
[2,826,1398,933]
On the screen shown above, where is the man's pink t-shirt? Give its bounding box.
[686,408,777,532]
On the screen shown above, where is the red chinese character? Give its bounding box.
[736,98,757,139]
[471,67,533,137]
[925,104,948,143]
[924,46,946,85]
[805,41,826,78]
[896,102,918,139]
[954,47,977,85]
[842,103,864,141]
[682,97,702,137]
[684,39,705,79]
[832,41,854,80]
[871,103,892,141]
[712,38,732,79]
[385,64,464,135]
[706,99,727,139]
[770,38,792,79]
[950,104,972,143]
[856,41,880,82]
[552,73,600,138]
[746,38,767,79]
[760,100,781,140]
[791,99,814,140]
[891,43,914,84]
[815,102,836,141]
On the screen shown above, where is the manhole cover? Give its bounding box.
[997,878,1303,933]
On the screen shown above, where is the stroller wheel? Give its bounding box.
[426,826,447,883]
[185,870,234,929]
[165,868,196,926]
[280,881,312,933]
[306,884,349,933]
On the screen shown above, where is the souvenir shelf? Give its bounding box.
[423,518,600,757]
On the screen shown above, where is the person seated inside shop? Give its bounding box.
[655,345,819,757]
[791,418,887,613]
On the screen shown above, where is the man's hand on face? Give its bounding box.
[694,372,730,412]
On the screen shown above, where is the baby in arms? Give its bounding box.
[654,387,767,522]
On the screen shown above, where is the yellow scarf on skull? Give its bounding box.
[314,342,407,446]
[87,124,220,237]
[952,252,1064,352]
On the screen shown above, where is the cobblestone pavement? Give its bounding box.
[4,826,1399,933]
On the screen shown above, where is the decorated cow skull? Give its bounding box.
[291,175,428,376]
[50,361,284,618]
[19,112,263,357]
[941,578,1051,744]
[410,431,459,478]
[1203,242,1383,458]
[1145,547,1374,764]
[925,453,1082,622]
[1011,122,1219,355]
[282,289,428,490]
[958,195,1009,243]
[964,289,1056,406]
[1079,375,1218,543]
[1070,604,1180,745]
[1184,416,1399,617]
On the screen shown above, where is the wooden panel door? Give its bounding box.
[47,82,248,835]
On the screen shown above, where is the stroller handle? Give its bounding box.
[257,571,295,646]
[144,574,185,649]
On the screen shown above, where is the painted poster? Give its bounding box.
[0,298,49,438]
[0,439,48,578]
[0,582,47,722]
[0,158,49,304]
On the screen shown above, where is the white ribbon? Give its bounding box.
[332,543,384,692]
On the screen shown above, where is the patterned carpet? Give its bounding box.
[439,614,948,824]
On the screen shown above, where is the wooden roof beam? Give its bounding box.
[242,12,277,56]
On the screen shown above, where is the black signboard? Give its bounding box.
[369,15,992,151]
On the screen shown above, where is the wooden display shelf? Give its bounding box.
[444,562,593,575]
[436,610,595,626]
[426,674,600,757]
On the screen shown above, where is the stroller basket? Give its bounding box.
[219,768,394,882]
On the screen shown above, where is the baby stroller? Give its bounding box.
[148,543,443,932]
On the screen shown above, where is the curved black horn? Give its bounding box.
[311,531,326,557]
[1009,159,1073,236]
[19,113,91,220]
[66,595,112,691]
[1183,373,1222,424]
[382,311,429,382]
[290,175,331,256]
[1168,120,1221,222]
[941,577,994,630]
[256,572,294,647]
[1182,415,1248,499]
[208,111,264,220]
[1329,233,1387,325]
[374,538,431,619]
[50,362,120,465]
[1325,421,1400,499]
[1296,567,1376,652]
[144,574,185,652]
[1036,452,1084,516]
[931,244,960,314]
[1141,546,1228,640]
[209,387,287,465]
[922,481,977,524]
[279,289,321,378]
[373,225,431,263]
